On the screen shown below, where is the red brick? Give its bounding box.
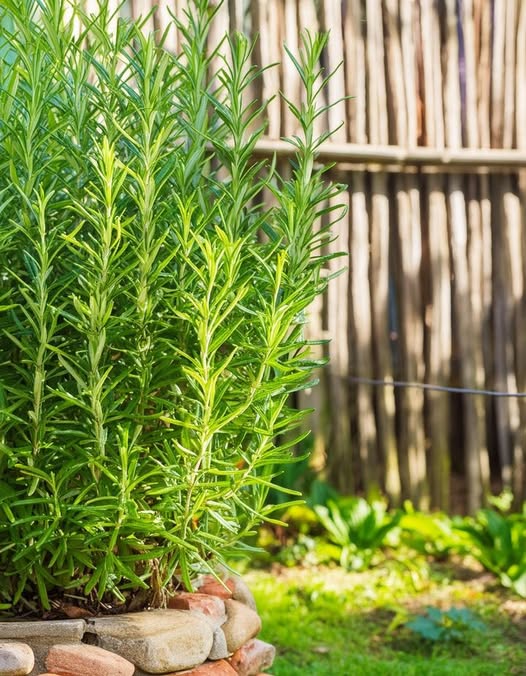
[45,644,135,676]
[176,659,237,675]
[228,639,276,676]
[197,576,235,600]
[168,592,226,625]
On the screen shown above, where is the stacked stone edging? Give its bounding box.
[0,575,275,676]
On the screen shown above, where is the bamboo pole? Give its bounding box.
[250,0,282,293]
[153,1,178,53]
[420,1,444,148]
[385,0,406,145]
[348,173,374,496]
[174,0,190,26]
[207,0,229,62]
[504,0,525,504]
[386,0,408,498]
[364,0,398,500]
[281,0,300,138]
[492,177,513,489]
[130,0,154,32]
[474,0,491,148]
[400,0,419,144]
[345,0,366,145]
[344,0,377,497]
[422,178,451,511]
[228,0,245,32]
[297,0,326,143]
[503,182,525,501]
[321,0,353,493]
[517,0,526,153]
[491,0,506,148]
[444,0,482,512]
[462,0,490,503]
[85,0,103,15]
[475,0,494,502]
[465,168,492,503]
[387,0,424,506]
[462,0,478,148]
[392,177,426,505]
[403,0,425,506]
[297,0,319,34]
[483,0,510,490]
[491,0,522,492]
[514,0,526,504]
[419,0,450,510]
[449,173,483,512]
[253,0,281,139]
[296,0,327,474]
[247,139,526,168]
[366,0,388,143]
[479,173,493,497]
[503,0,517,149]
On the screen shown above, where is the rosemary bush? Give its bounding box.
[0,0,342,611]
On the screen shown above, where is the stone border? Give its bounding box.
[0,575,275,676]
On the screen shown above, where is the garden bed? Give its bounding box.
[0,574,275,676]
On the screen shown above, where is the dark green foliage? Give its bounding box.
[0,0,343,610]
[456,507,526,597]
[399,503,466,559]
[258,492,526,599]
[314,497,401,569]
[406,606,486,643]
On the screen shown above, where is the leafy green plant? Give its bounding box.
[487,488,514,513]
[406,606,486,643]
[400,503,466,560]
[0,0,343,612]
[254,502,342,568]
[314,497,401,570]
[456,507,526,597]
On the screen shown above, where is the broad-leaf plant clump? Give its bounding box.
[0,0,342,614]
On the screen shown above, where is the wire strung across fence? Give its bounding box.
[348,376,526,398]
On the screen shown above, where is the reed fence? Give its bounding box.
[107,0,525,511]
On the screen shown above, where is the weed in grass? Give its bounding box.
[406,605,486,643]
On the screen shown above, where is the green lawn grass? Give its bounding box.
[245,559,526,675]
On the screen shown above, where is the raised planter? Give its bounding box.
[0,575,274,676]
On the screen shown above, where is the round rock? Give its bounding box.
[0,642,35,676]
[221,600,262,653]
[86,610,214,674]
